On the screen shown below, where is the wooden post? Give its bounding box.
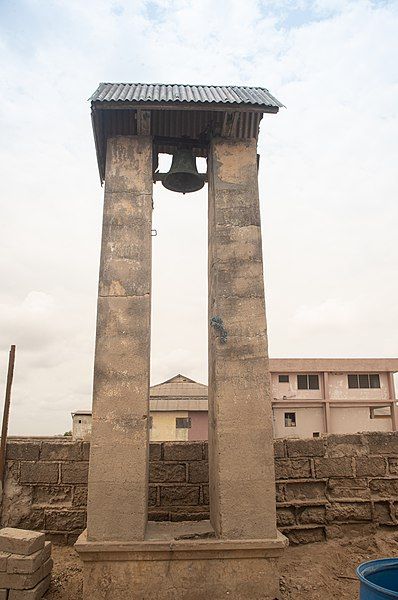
[0,345,16,495]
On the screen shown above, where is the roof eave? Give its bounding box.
[91,100,280,114]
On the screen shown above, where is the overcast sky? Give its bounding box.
[0,0,397,435]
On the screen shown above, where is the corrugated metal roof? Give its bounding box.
[90,82,283,109]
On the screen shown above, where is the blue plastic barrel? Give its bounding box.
[357,559,398,599]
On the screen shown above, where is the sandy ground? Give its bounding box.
[43,528,398,599]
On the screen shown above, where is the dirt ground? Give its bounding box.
[43,527,398,599]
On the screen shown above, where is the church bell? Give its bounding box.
[162,148,205,194]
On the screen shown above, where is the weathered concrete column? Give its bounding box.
[87,135,153,542]
[208,137,277,540]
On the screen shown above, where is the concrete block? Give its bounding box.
[326,502,372,523]
[274,459,311,480]
[202,484,209,505]
[314,457,353,478]
[326,434,367,457]
[0,552,10,572]
[285,527,325,545]
[276,509,296,527]
[297,506,326,525]
[328,477,370,499]
[286,438,326,458]
[366,432,398,455]
[7,542,51,574]
[163,443,203,462]
[187,462,209,483]
[45,510,86,532]
[149,463,186,483]
[160,486,200,507]
[32,485,72,507]
[149,443,162,461]
[374,502,393,525]
[148,487,157,507]
[0,590,8,600]
[81,442,90,461]
[6,443,40,461]
[370,478,398,498]
[0,558,52,590]
[20,463,58,485]
[72,486,88,507]
[9,574,51,600]
[273,439,285,458]
[0,529,45,556]
[61,462,88,484]
[285,481,326,502]
[40,442,82,461]
[356,456,386,477]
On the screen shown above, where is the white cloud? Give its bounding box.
[0,0,397,434]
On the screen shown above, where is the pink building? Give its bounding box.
[270,359,398,438]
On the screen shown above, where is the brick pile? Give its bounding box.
[0,528,52,599]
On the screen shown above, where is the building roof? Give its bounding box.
[150,374,208,399]
[90,83,284,110]
[89,81,283,182]
[269,358,398,373]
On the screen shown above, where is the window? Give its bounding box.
[279,375,289,383]
[176,417,191,429]
[78,419,82,424]
[313,432,320,438]
[370,406,391,419]
[297,374,319,390]
[284,412,296,427]
[348,374,380,389]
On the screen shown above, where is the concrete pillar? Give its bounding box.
[87,135,153,542]
[207,138,277,540]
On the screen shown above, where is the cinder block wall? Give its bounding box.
[4,433,398,545]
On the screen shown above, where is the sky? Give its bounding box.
[0,0,397,435]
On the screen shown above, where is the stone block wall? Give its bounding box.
[4,433,398,544]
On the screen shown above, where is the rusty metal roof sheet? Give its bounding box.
[90,82,283,110]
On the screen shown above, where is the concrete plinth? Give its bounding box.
[76,522,287,600]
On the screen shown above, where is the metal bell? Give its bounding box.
[162,148,205,194]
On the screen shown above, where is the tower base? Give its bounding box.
[75,521,288,600]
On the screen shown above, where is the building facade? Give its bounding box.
[72,374,207,442]
[72,359,398,441]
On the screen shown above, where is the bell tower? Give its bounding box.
[76,82,287,599]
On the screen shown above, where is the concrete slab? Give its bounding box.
[0,530,44,557]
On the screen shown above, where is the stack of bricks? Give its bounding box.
[0,528,52,599]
